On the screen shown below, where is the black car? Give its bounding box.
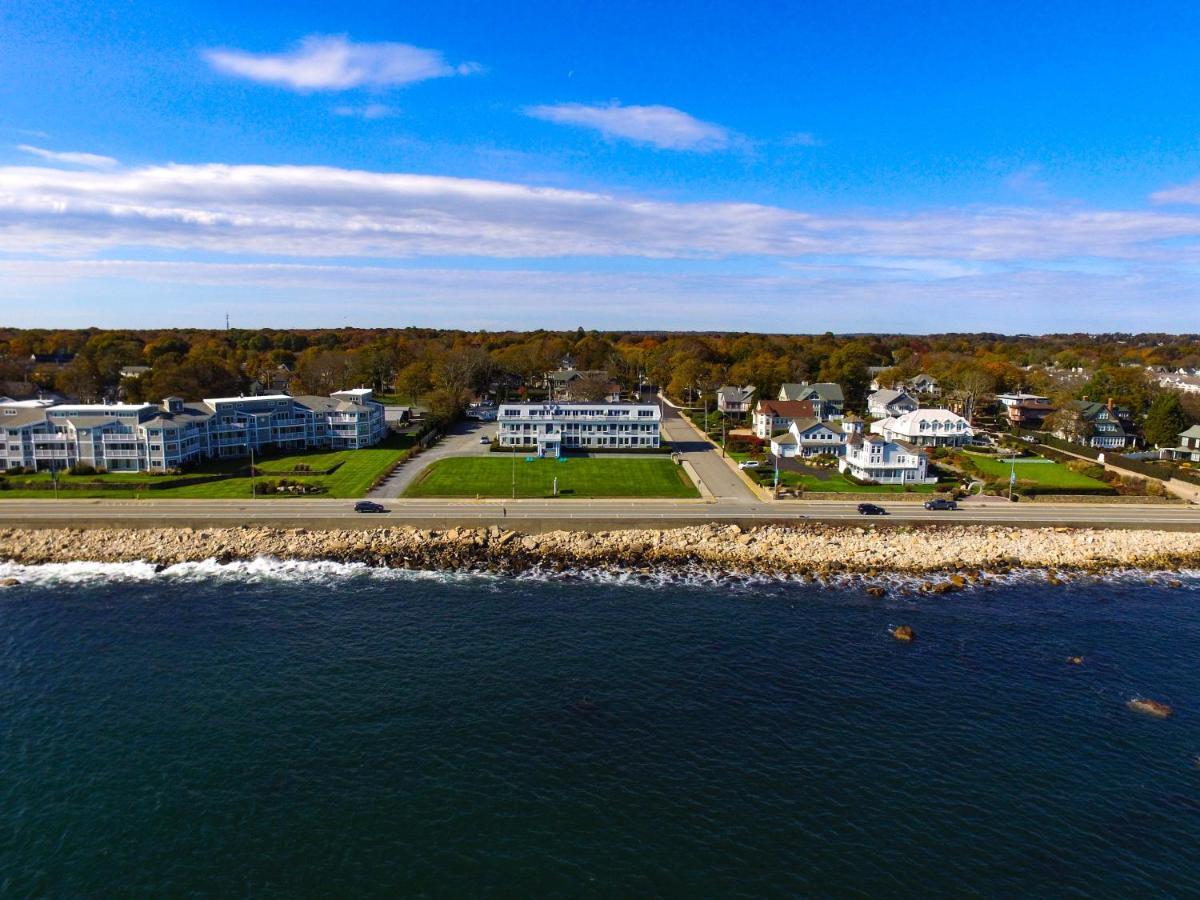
[923,498,958,510]
[354,501,387,513]
[857,503,887,516]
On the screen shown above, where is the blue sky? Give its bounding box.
[3,0,1200,331]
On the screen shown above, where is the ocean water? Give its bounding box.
[1,562,1199,897]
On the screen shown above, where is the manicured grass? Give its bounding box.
[404,456,699,499]
[962,451,1109,490]
[729,451,939,493]
[0,434,416,499]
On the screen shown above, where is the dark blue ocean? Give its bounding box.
[2,561,1199,897]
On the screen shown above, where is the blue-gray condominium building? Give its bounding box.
[1,389,387,472]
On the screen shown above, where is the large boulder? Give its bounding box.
[1127,698,1173,718]
[892,625,916,642]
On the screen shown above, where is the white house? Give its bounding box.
[752,399,815,439]
[840,433,932,484]
[867,389,918,419]
[497,402,661,457]
[871,408,973,448]
[769,418,848,458]
[1168,424,1200,462]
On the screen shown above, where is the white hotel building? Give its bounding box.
[1,389,387,472]
[497,402,661,457]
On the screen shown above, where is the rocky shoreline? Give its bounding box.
[1,523,1198,579]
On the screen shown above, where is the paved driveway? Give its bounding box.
[370,419,495,498]
[659,402,758,503]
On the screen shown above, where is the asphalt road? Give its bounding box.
[658,402,758,501]
[0,498,1196,531]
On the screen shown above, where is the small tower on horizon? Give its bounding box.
[225,312,230,331]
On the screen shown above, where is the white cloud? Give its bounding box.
[333,103,397,120]
[203,34,478,91]
[15,144,118,170]
[0,258,1192,333]
[1150,178,1200,205]
[525,102,733,151]
[3,160,1200,298]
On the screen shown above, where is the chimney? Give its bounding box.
[1107,397,1114,413]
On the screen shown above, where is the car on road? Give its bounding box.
[738,460,761,469]
[479,435,491,444]
[857,503,887,516]
[354,501,388,513]
[923,498,958,510]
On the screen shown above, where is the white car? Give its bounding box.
[479,435,491,444]
[738,460,761,469]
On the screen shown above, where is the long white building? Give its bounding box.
[1,389,387,472]
[870,408,973,448]
[497,402,661,457]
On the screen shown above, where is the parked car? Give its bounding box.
[923,498,958,510]
[738,460,761,469]
[354,501,387,513]
[857,503,887,516]
[479,435,491,444]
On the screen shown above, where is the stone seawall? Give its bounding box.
[1,524,1198,577]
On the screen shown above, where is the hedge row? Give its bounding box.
[1037,434,1102,459]
[1107,454,1200,486]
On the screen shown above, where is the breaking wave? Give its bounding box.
[0,557,1197,593]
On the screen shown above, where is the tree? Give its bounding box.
[948,366,996,424]
[1045,404,1093,443]
[570,372,614,401]
[1143,392,1193,447]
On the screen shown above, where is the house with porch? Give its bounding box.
[769,417,848,458]
[1168,424,1200,462]
[840,433,932,485]
[716,385,756,417]
[1069,400,1135,449]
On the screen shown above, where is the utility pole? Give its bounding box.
[250,444,256,498]
[721,415,726,458]
[1008,452,1016,502]
[511,438,516,500]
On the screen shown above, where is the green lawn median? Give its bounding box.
[403,455,699,499]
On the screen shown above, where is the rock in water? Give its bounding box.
[866,586,886,598]
[1127,698,1173,718]
[1066,656,1083,665]
[892,625,916,642]
[0,577,19,587]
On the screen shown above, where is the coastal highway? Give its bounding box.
[0,498,1197,531]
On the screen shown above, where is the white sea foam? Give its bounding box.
[0,557,1196,592]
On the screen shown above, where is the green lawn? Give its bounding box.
[729,450,943,493]
[962,451,1110,490]
[0,434,415,499]
[404,456,699,499]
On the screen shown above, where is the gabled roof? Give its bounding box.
[717,384,755,402]
[756,399,815,418]
[801,382,844,403]
[1179,424,1200,440]
[790,418,841,438]
[868,388,913,406]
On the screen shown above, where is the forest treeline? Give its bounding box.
[3,327,1199,426]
